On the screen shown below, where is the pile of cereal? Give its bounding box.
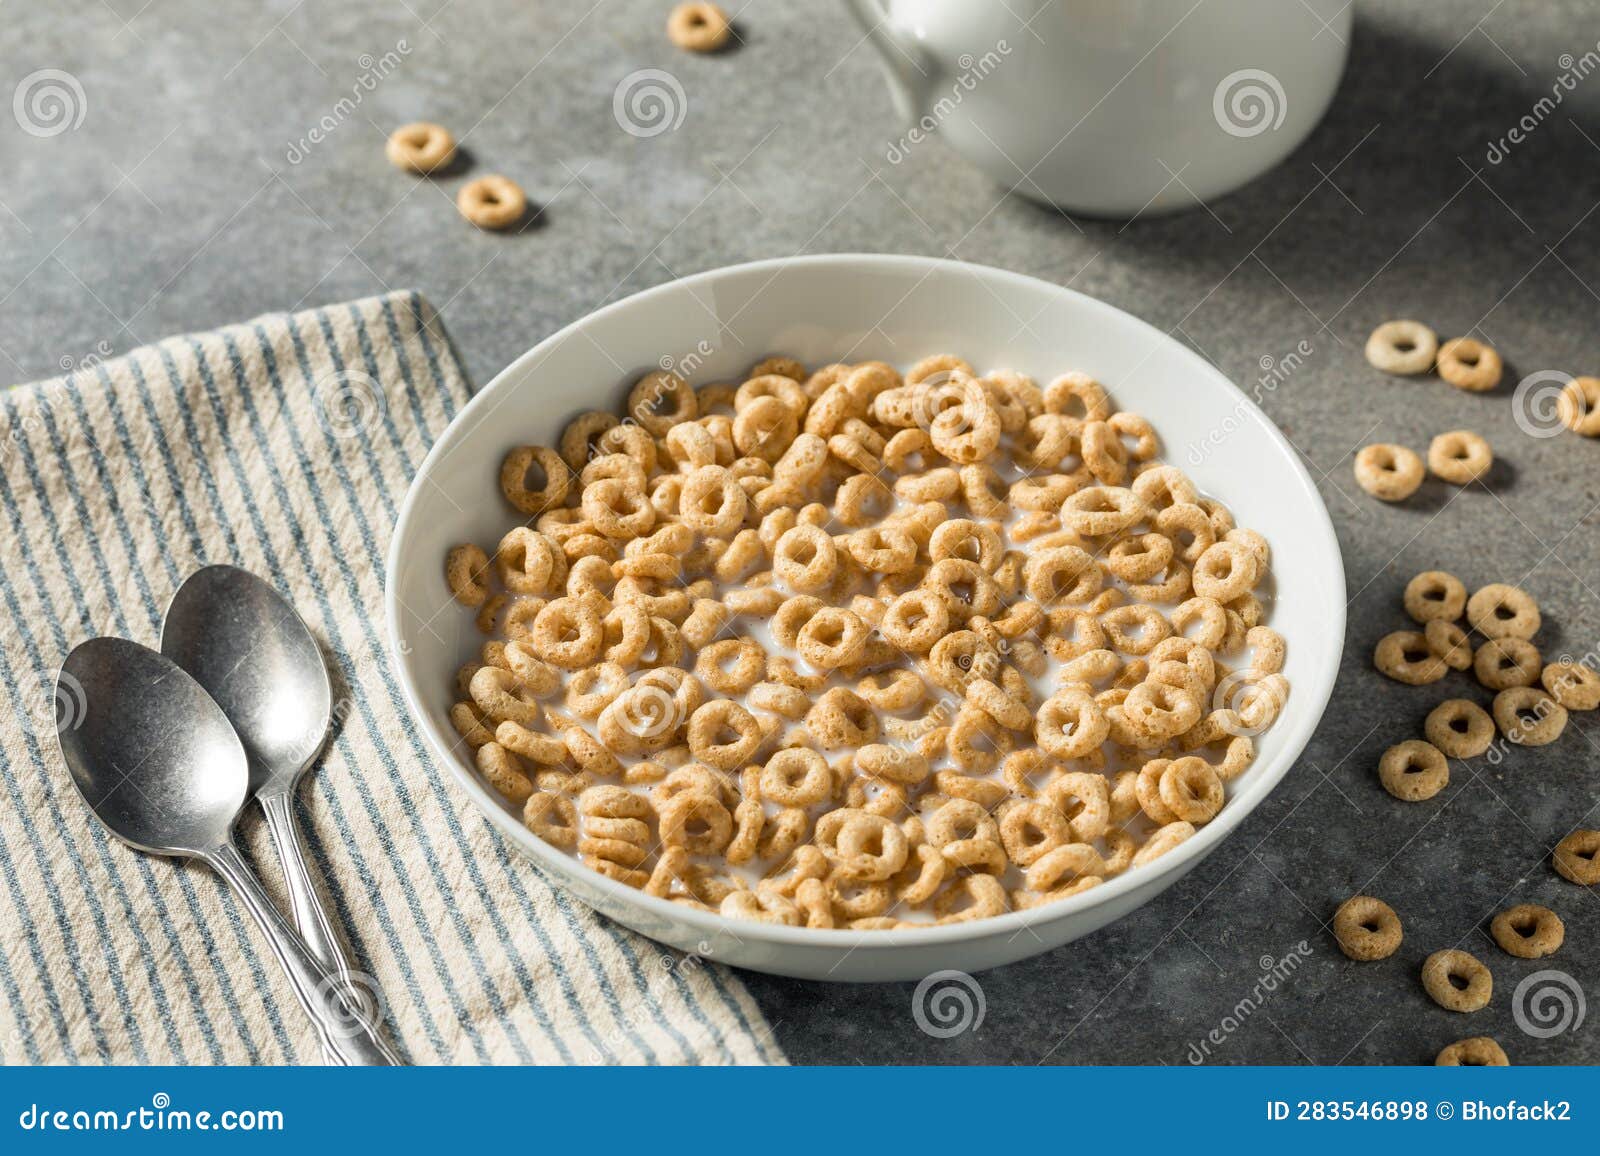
[443,354,1290,928]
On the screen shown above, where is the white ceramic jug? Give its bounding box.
[844,0,1352,217]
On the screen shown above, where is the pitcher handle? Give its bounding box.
[840,0,932,124]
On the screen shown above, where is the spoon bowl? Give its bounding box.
[58,637,247,856]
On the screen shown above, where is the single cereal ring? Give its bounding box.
[667,3,731,52]
[1132,821,1196,867]
[1492,686,1566,745]
[523,791,579,849]
[1424,699,1494,758]
[1557,375,1600,436]
[695,638,766,695]
[998,801,1072,867]
[1489,904,1564,959]
[807,687,877,749]
[1332,895,1403,961]
[385,121,455,173]
[1364,320,1438,375]
[1421,949,1493,1012]
[445,543,491,607]
[1473,637,1541,691]
[1428,430,1492,484]
[1437,337,1502,392]
[1042,371,1111,421]
[686,699,762,771]
[658,790,734,855]
[1541,660,1600,711]
[1059,485,1145,536]
[1553,829,1600,885]
[1157,756,1224,824]
[1404,570,1466,624]
[1036,689,1109,759]
[1353,443,1424,501]
[627,370,697,437]
[1467,583,1540,640]
[1374,631,1447,686]
[1424,619,1473,671]
[476,741,532,803]
[457,175,527,230]
[500,445,571,514]
[1436,1037,1509,1066]
[1378,739,1449,802]
[1191,540,1258,602]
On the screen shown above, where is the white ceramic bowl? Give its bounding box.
[386,254,1345,982]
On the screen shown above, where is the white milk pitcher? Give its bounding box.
[843,0,1352,217]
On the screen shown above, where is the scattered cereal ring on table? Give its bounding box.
[1473,637,1541,691]
[1403,570,1466,624]
[1466,582,1540,640]
[1557,375,1600,436]
[1378,739,1448,802]
[1489,903,1564,959]
[1491,686,1566,746]
[1427,429,1492,484]
[1423,619,1472,671]
[1353,443,1423,501]
[1553,829,1600,885]
[385,121,456,173]
[1374,630,1447,686]
[1364,319,1438,376]
[1436,337,1503,392]
[1421,949,1493,1012]
[667,2,731,52]
[1424,699,1494,758]
[1541,659,1600,710]
[1332,894,1403,961]
[1435,1037,1509,1066]
[457,175,527,230]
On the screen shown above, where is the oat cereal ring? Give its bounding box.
[1106,532,1174,584]
[496,720,568,767]
[450,703,494,749]
[564,661,629,719]
[627,370,696,437]
[457,175,527,230]
[1101,604,1173,656]
[769,595,824,650]
[833,814,910,882]
[854,670,926,714]
[694,638,766,695]
[1436,1037,1509,1066]
[385,121,456,173]
[966,677,1032,731]
[1024,544,1104,607]
[796,607,869,670]
[759,748,832,808]
[677,465,747,538]
[1558,375,1600,435]
[1332,895,1403,961]
[734,396,800,463]
[1404,570,1467,623]
[1422,949,1493,1012]
[1042,371,1112,421]
[1490,903,1564,959]
[1132,821,1196,867]
[923,558,1002,621]
[1467,583,1540,640]
[806,687,877,749]
[679,598,730,650]
[504,641,562,695]
[1437,337,1502,392]
[1364,320,1438,375]
[469,665,542,728]
[1374,631,1448,686]
[559,411,620,472]
[1353,443,1424,501]
[1542,660,1600,710]
[1474,637,1541,691]
[854,744,930,786]
[523,791,579,849]
[527,596,606,670]
[475,741,533,803]
[1153,504,1215,566]
[595,421,658,474]
[1492,687,1566,745]
[1424,699,1495,759]
[1080,419,1129,484]
[904,353,974,387]
[1378,739,1449,802]
[1424,619,1473,671]
[1023,842,1105,893]
[445,544,491,607]
[1553,830,1600,885]
[1155,756,1223,824]
[500,445,571,514]
[945,707,1009,774]
[496,527,565,596]
[1047,772,1112,843]
[772,524,838,592]
[655,790,734,856]
[1036,688,1109,759]
[1060,486,1146,536]
[1428,430,1492,485]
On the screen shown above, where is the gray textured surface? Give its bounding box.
[5,0,1599,1065]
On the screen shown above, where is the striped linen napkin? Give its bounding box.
[0,292,783,1066]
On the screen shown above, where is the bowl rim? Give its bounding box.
[385,252,1346,952]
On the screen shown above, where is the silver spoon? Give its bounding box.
[56,637,397,1064]
[159,564,390,1064]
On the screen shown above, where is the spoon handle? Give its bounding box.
[206,841,403,1066]
[258,791,366,1028]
